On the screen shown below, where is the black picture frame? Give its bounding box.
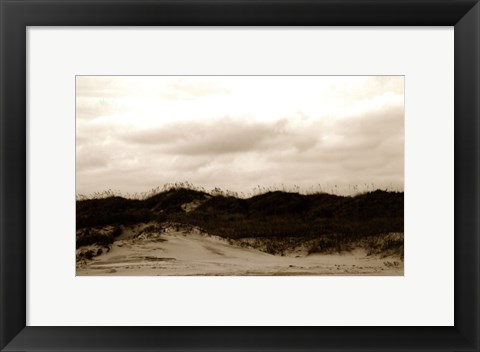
[1,1,479,351]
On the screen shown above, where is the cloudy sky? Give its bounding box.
[76,76,404,197]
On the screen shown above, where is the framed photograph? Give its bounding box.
[74,74,405,277]
[1,0,479,351]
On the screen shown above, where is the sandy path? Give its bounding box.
[76,230,403,276]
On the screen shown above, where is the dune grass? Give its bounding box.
[76,185,404,258]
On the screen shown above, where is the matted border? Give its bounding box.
[1,0,478,351]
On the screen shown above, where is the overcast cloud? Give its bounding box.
[76,76,404,196]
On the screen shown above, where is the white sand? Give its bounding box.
[76,228,403,276]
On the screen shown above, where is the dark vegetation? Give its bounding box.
[76,187,403,256]
[76,226,122,248]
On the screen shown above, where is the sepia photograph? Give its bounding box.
[76,75,404,276]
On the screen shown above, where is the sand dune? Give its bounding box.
[76,227,403,276]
